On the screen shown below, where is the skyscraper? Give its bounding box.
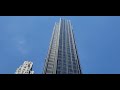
[43,18,82,74]
[15,61,34,74]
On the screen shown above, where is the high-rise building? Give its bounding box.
[43,18,82,74]
[15,61,34,74]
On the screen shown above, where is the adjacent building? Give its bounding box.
[15,61,34,74]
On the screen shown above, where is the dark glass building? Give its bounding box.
[43,18,82,74]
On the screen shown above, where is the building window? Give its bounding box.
[62,61,66,64]
[63,53,66,56]
[58,55,62,58]
[72,55,75,59]
[62,68,67,73]
[57,57,62,61]
[57,58,62,61]
[58,53,62,56]
[73,66,77,70]
[68,62,71,65]
[48,62,53,66]
[57,66,62,70]
[67,54,71,57]
[62,71,67,74]
[67,47,70,49]
[57,62,62,66]
[59,46,62,49]
[49,59,54,62]
[72,60,75,63]
[63,63,66,67]
[68,65,72,69]
[58,50,62,54]
[63,47,65,50]
[47,65,53,69]
[58,50,62,53]
[56,70,61,74]
[68,69,73,73]
[47,69,52,73]
[74,70,78,73]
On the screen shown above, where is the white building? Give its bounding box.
[15,61,34,74]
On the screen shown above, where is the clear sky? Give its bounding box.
[0,16,120,74]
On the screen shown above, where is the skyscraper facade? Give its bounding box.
[43,18,82,74]
[15,61,34,74]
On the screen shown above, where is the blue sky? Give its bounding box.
[0,16,120,74]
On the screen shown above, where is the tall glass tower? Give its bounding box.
[43,18,82,74]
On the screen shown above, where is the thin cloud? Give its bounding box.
[18,40,25,45]
[17,45,27,54]
[18,39,28,54]
[14,38,28,55]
